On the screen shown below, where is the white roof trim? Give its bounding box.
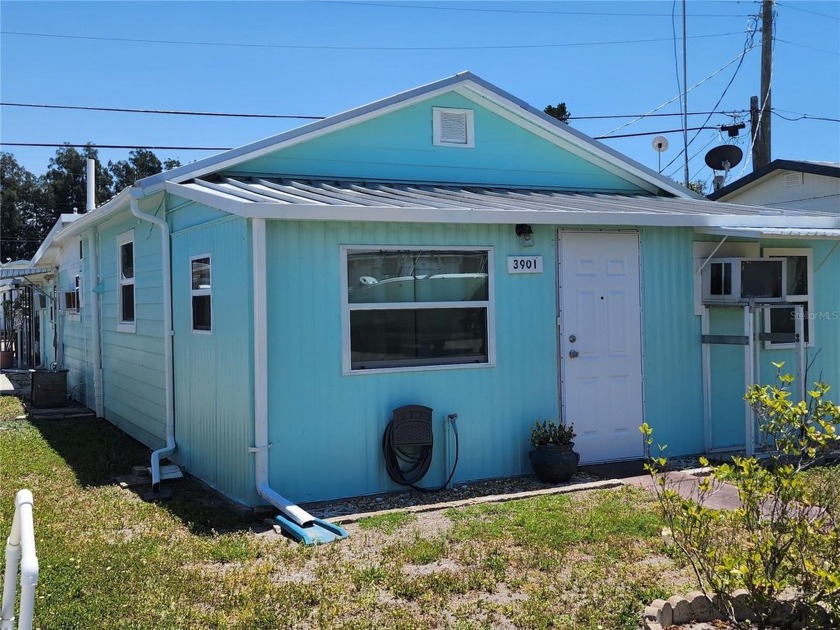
[137,72,696,199]
[695,227,840,239]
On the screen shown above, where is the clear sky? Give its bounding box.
[1,1,838,193]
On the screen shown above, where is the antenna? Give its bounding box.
[705,145,743,191]
[652,136,669,173]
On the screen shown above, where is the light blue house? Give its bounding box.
[28,72,840,511]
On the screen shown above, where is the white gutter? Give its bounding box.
[251,218,313,526]
[129,193,175,491]
[87,229,103,417]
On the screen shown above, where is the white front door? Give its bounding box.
[559,231,644,463]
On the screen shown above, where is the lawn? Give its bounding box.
[1,397,696,629]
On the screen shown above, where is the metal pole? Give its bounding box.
[682,0,690,185]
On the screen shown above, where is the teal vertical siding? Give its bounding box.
[96,214,167,448]
[232,92,646,192]
[171,213,255,506]
[639,227,705,457]
[264,220,559,503]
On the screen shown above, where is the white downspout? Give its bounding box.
[129,192,175,491]
[88,229,103,418]
[251,218,313,526]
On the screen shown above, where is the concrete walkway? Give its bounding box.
[0,372,19,395]
[581,459,743,511]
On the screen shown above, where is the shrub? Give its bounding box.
[641,363,840,630]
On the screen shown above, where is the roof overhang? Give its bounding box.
[708,159,840,201]
[165,178,840,230]
[694,227,840,239]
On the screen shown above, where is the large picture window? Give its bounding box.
[343,247,493,371]
[763,248,813,348]
[191,255,212,332]
[117,231,135,332]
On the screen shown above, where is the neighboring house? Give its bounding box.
[708,159,840,212]
[24,73,840,510]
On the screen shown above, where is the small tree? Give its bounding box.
[543,102,571,124]
[642,363,840,629]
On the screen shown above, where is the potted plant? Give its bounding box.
[528,419,579,483]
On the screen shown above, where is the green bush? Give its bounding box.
[641,363,840,630]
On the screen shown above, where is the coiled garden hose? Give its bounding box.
[382,414,460,492]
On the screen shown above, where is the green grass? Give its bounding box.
[357,510,417,533]
[1,402,695,629]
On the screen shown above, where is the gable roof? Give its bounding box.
[135,71,699,199]
[708,159,840,201]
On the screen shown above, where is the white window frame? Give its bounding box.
[763,247,813,349]
[190,253,212,334]
[432,107,475,148]
[341,245,495,375]
[116,230,136,333]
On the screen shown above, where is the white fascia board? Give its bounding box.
[459,81,697,199]
[28,214,81,267]
[695,227,840,239]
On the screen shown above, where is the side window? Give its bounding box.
[763,248,813,348]
[343,247,492,372]
[191,255,212,332]
[117,231,135,332]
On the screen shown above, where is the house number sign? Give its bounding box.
[507,255,543,274]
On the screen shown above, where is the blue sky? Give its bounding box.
[1,1,838,192]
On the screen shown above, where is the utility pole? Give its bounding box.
[682,0,689,185]
[752,0,774,169]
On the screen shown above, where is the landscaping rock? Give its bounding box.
[669,595,693,624]
[686,590,716,622]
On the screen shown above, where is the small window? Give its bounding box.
[65,275,81,316]
[343,247,492,372]
[117,231,135,331]
[191,255,212,332]
[433,107,475,148]
[763,248,813,348]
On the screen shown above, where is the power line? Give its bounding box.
[319,1,751,18]
[0,142,229,151]
[0,102,325,120]
[771,110,840,123]
[0,29,747,51]
[0,127,723,150]
[776,38,840,56]
[0,101,747,121]
[777,2,840,21]
[601,45,757,138]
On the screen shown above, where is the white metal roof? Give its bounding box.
[166,176,840,230]
[695,227,840,239]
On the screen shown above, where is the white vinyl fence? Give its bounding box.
[1,490,38,630]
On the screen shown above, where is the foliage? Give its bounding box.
[543,101,571,123]
[109,149,181,194]
[641,364,840,630]
[683,179,707,195]
[530,419,576,447]
[1,147,181,260]
[1,409,692,629]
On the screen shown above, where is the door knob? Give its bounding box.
[569,350,579,359]
[568,335,576,343]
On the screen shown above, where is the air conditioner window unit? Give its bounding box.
[702,257,787,303]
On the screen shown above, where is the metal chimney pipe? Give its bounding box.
[86,158,96,212]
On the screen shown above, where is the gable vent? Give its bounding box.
[433,107,475,148]
[782,171,804,187]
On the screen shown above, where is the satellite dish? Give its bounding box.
[652,136,669,152]
[704,145,743,171]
